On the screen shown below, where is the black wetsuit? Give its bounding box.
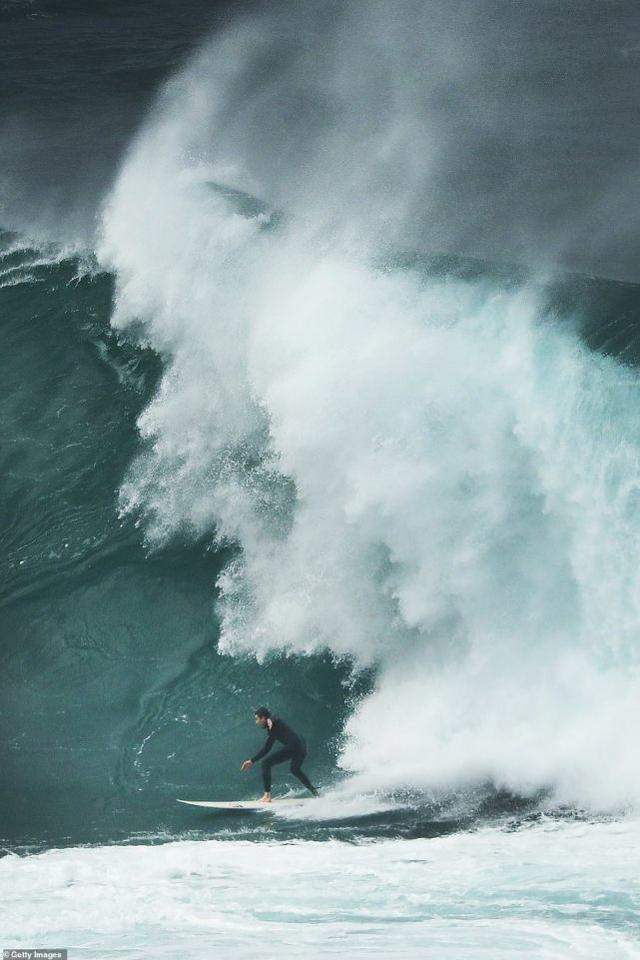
[251,716,318,795]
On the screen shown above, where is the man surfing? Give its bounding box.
[241,706,319,802]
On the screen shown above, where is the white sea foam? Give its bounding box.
[2,819,639,959]
[98,3,640,810]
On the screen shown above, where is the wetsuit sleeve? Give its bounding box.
[251,730,275,763]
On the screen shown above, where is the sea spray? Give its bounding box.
[99,2,640,810]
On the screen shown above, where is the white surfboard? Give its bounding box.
[176,797,309,811]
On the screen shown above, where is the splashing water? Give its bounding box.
[98,2,640,811]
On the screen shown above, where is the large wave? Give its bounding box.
[98,2,640,809]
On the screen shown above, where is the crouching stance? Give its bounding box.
[241,706,319,802]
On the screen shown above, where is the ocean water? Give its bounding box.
[3,819,640,959]
[3,1,640,956]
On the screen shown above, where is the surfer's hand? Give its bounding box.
[241,759,253,771]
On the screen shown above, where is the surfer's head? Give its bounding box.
[254,706,271,727]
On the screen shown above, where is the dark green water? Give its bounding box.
[0,232,375,852]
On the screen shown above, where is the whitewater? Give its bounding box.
[2,818,640,959]
[3,1,640,957]
[98,3,640,809]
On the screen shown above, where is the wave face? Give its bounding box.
[0,230,362,852]
[98,3,640,811]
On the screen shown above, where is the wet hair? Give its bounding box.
[254,706,271,719]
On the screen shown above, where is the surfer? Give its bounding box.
[240,706,319,802]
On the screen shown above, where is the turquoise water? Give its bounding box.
[5,4,640,953]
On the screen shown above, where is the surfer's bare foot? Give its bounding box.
[260,792,272,803]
